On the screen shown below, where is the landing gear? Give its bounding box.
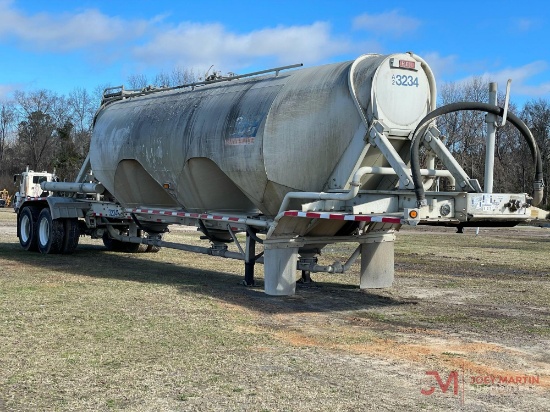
[298,270,314,284]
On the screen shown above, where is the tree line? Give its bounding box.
[0,73,548,209]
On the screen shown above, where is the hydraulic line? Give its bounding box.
[410,102,544,207]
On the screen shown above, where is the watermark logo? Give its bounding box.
[421,368,541,404]
[421,370,460,396]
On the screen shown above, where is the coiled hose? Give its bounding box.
[410,102,544,207]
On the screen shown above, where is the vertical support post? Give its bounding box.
[243,231,256,286]
[360,239,395,289]
[263,242,298,296]
[485,82,497,194]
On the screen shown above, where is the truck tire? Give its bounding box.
[37,208,64,254]
[102,231,148,253]
[19,206,39,251]
[146,245,161,253]
[62,218,80,254]
[102,233,125,252]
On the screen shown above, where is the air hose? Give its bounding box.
[410,102,544,207]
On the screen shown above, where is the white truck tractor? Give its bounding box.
[13,167,55,213]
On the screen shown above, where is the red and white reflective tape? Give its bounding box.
[283,211,402,224]
[130,207,402,225]
[129,208,249,224]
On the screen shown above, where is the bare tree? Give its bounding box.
[0,101,15,166]
[438,78,488,181]
[127,73,148,90]
[521,99,550,207]
[68,87,97,157]
[170,67,198,86]
[17,110,56,171]
[69,87,95,133]
[435,77,545,198]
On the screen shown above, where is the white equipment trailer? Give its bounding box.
[16,53,544,295]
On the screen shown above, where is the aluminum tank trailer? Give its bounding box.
[16,52,544,296]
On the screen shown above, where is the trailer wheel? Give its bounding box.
[102,233,125,252]
[62,218,80,254]
[122,242,148,253]
[102,233,145,253]
[19,206,39,251]
[102,231,150,253]
[145,245,161,253]
[37,208,64,254]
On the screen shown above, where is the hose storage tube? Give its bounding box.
[410,102,544,207]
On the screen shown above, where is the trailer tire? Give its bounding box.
[62,218,80,254]
[37,208,64,254]
[122,242,148,253]
[19,206,39,251]
[102,233,146,253]
[102,234,126,252]
[146,245,161,253]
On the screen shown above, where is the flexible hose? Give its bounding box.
[410,102,544,207]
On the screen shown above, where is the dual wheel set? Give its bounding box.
[18,206,79,254]
[17,205,160,254]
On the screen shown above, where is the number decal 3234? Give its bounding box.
[392,74,419,87]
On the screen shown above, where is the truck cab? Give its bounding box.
[13,168,55,212]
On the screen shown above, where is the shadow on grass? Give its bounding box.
[0,240,413,314]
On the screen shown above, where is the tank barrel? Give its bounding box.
[41,181,105,194]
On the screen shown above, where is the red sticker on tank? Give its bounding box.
[399,60,416,69]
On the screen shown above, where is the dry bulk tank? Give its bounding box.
[19,51,538,296]
[90,53,434,217]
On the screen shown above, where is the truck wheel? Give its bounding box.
[19,206,39,251]
[146,245,161,253]
[121,242,147,253]
[102,231,147,253]
[62,218,80,254]
[37,208,64,254]
[102,233,125,252]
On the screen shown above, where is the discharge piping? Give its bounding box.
[410,102,544,207]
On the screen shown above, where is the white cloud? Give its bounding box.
[482,62,550,97]
[512,18,541,32]
[352,10,421,37]
[0,82,20,100]
[456,61,550,98]
[421,52,460,80]
[0,1,351,73]
[0,1,151,51]
[132,21,351,71]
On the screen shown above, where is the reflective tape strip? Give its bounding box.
[130,208,251,224]
[283,211,402,224]
[129,208,402,225]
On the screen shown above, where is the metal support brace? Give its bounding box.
[244,232,256,286]
[368,121,415,189]
[423,125,480,192]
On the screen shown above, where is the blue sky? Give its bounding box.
[1,0,549,105]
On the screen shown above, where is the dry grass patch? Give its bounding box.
[0,209,549,410]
